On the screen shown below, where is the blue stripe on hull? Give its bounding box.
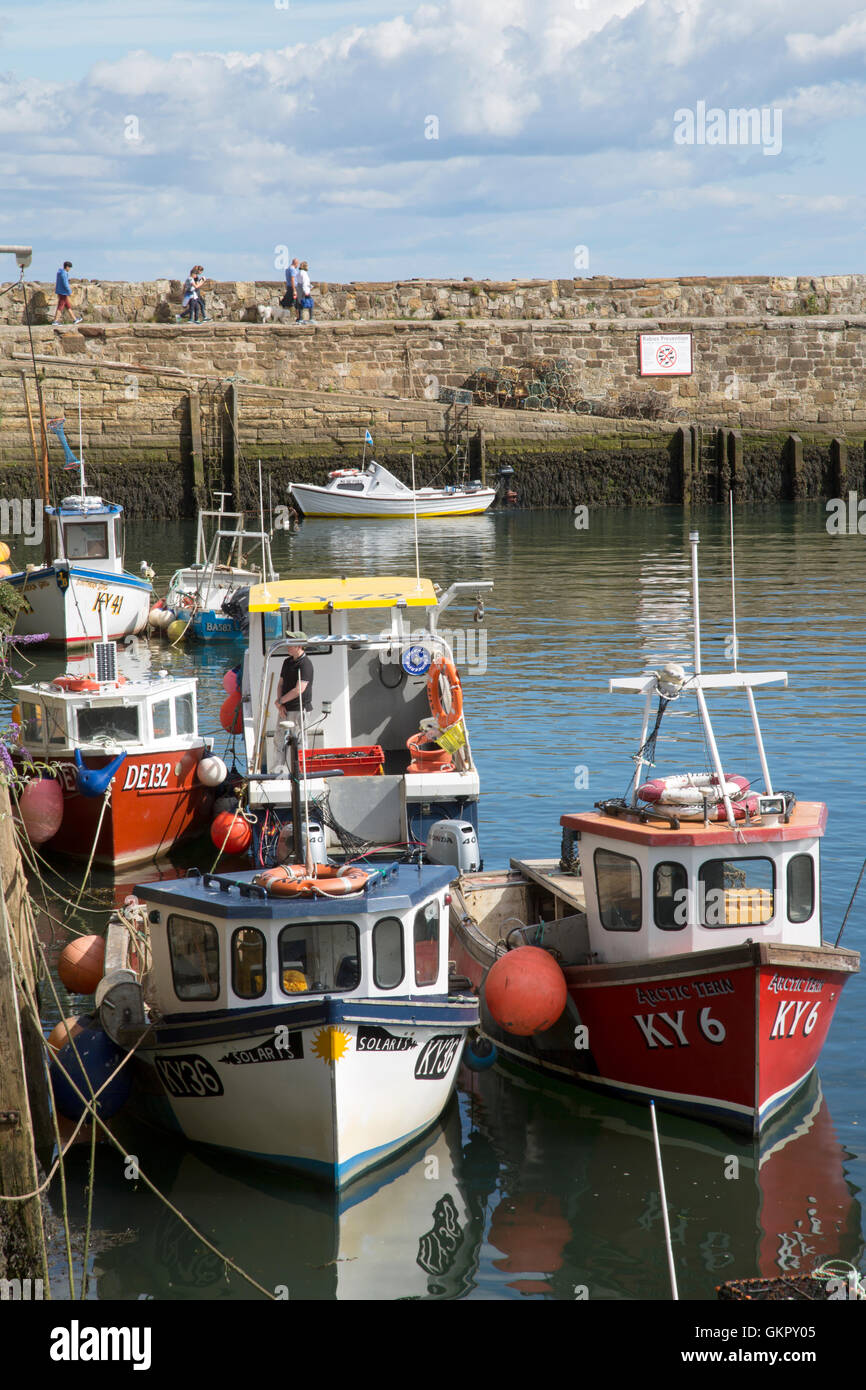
[194,1117,443,1188]
[151,995,478,1046]
[7,565,151,591]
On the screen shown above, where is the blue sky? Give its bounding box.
[1,0,864,283]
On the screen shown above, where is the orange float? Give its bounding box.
[58,934,106,995]
[46,1014,90,1056]
[220,690,243,734]
[210,811,252,855]
[484,946,568,1036]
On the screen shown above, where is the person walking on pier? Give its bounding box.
[297,261,313,323]
[180,267,205,323]
[281,258,299,315]
[52,261,81,326]
[191,266,209,321]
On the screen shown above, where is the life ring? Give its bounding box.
[179,594,195,609]
[253,864,370,897]
[427,656,463,729]
[328,469,361,480]
[654,797,760,823]
[52,675,100,693]
[638,773,750,806]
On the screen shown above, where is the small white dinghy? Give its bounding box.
[290,461,497,519]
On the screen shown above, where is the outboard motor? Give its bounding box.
[221,585,251,635]
[425,820,480,873]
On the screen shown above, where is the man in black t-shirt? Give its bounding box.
[276,635,314,715]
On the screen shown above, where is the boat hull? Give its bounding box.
[130,996,477,1186]
[43,747,214,867]
[9,565,151,646]
[450,930,857,1135]
[291,483,497,518]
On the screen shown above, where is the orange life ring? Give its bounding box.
[328,469,361,480]
[427,656,463,729]
[52,675,100,692]
[253,863,370,898]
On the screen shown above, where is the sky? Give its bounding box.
[0,0,864,283]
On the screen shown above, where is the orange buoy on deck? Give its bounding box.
[484,946,568,1036]
[58,935,106,995]
[220,690,243,734]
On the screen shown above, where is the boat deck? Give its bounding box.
[509,858,587,916]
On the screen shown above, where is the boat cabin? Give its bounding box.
[135,864,457,1016]
[47,495,127,575]
[242,575,491,852]
[560,803,825,966]
[14,672,201,755]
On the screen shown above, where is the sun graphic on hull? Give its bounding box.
[311,1027,352,1063]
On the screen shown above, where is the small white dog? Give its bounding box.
[255,305,294,324]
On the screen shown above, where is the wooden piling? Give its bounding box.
[224,383,240,503]
[679,426,694,506]
[0,783,50,1287]
[830,437,848,496]
[189,391,205,505]
[787,433,804,500]
[727,429,744,498]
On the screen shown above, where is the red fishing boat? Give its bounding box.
[13,641,218,868]
[450,531,859,1135]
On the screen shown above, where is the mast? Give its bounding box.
[689,531,737,829]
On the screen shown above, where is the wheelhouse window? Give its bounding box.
[698,857,775,927]
[278,920,360,995]
[63,521,109,560]
[46,704,67,745]
[152,699,172,739]
[787,854,815,924]
[373,916,405,989]
[231,927,266,999]
[76,704,140,743]
[653,861,687,930]
[595,848,642,931]
[168,915,220,1001]
[19,702,44,745]
[413,901,440,986]
[175,692,194,735]
[336,481,365,491]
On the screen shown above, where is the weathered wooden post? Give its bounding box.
[472,427,487,486]
[679,426,694,506]
[830,437,848,496]
[224,382,240,502]
[0,783,50,1289]
[189,390,205,506]
[786,433,804,500]
[727,429,744,499]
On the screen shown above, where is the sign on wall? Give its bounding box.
[639,333,693,377]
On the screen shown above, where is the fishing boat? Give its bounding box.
[12,638,217,867]
[290,461,497,519]
[162,492,278,640]
[7,420,151,646]
[235,574,491,868]
[96,859,479,1186]
[449,531,859,1135]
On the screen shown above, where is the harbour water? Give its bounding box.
[22,500,866,1300]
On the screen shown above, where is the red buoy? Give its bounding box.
[18,777,64,845]
[220,690,242,734]
[46,1014,90,1056]
[210,811,252,856]
[58,935,106,995]
[484,946,568,1036]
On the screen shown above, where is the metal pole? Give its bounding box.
[649,1100,679,1301]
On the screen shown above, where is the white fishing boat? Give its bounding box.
[162,492,278,640]
[235,574,492,869]
[290,461,497,519]
[7,420,151,647]
[97,859,479,1186]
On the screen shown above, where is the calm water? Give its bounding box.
[23,502,866,1300]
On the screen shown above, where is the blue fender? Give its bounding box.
[74,748,128,797]
[463,1034,498,1071]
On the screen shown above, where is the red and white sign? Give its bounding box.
[639,333,693,377]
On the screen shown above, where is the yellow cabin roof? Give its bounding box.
[248,575,439,613]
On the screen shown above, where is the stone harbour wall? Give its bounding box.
[2,274,866,326]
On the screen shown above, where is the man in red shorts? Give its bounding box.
[53,261,81,326]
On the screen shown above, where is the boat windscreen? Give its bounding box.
[76,704,140,743]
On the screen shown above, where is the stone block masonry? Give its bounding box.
[0,316,863,517]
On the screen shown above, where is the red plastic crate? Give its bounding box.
[298,745,385,777]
